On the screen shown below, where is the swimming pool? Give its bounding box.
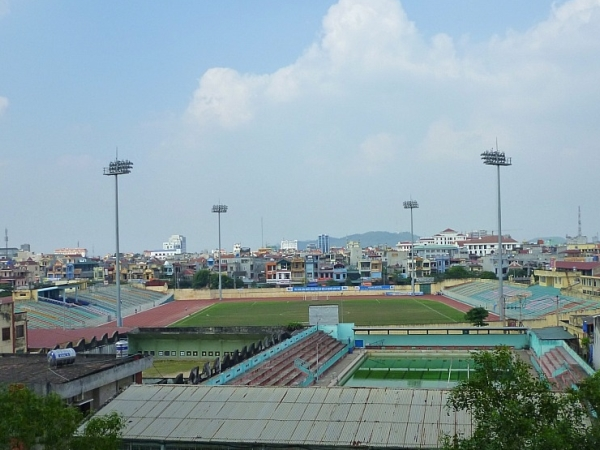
[342,352,475,389]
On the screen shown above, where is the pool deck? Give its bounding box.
[313,348,367,387]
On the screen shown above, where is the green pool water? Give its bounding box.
[342,354,474,389]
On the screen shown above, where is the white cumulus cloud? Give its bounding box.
[179,0,600,239]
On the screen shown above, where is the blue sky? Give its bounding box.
[1,0,598,256]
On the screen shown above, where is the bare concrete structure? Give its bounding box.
[0,353,152,411]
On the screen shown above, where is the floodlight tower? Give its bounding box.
[212,204,228,302]
[481,146,512,325]
[403,200,419,296]
[103,158,133,327]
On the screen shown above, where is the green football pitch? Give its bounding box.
[170,298,466,327]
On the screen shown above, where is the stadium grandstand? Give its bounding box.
[14,285,172,329]
[443,280,600,322]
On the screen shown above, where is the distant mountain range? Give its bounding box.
[297,231,415,250]
[294,233,567,250]
[526,236,567,245]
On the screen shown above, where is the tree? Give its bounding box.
[0,282,13,298]
[0,385,125,450]
[209,273,234,289]
[479,271,497,280]
[442,347,591,450]
[192,269,211,288]
[444,266,471,279]
[0,385,82,450]
[508,268,527,278]
[464,307,489,327]
[73,411,126,450]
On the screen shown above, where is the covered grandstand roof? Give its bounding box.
[94,384,471,449]
[530,326,576,341]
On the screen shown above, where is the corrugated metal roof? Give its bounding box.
[98,385,472,448]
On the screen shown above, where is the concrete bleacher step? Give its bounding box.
[227,331,344,386]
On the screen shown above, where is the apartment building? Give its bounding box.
[459,235,518,257]
[0,299,27,353]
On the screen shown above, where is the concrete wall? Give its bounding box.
[129,333,273,360]
[32,356,152,405]
[356,330,529,349]
[171,285,440,301]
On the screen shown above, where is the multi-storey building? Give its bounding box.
[280,240,298,252]
[535,261,600,289]
[304,255,319,282]
[291,257,306,285]
[318,234,330,254]
[0,260,29,288]
[54,247,88,257]
[358,258,383,283]
[458,235,518,257]
[0,298,27,353]
[432,228,467,246]
[163,235,186,254]
[316,262,347,284]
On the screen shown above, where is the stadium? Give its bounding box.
[7,280,599,449]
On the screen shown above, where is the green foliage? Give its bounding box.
[0,282,12,298]
[0,386,125,450]
[444,266,471,279]
[286,322,304,331]
[209,273,234,289]
[479,271,497,280]
[192,269,211,288]
[508,268,527,278]
[192,270,235,289]
[464,307,489,327]
[442,347,592,450]
[177,279,192,289]
[73,411,126,450]
[0,385,81,450]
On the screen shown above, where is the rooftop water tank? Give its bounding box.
[115,340,129,358]
[47,348,76,367]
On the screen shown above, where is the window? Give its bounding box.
[180,351,185,356]
[15,325,25,339]
[164,351,170,356]
[202,351,207,356]
[172,350,176,356]
[215,351,220,356]
[1,328,9,341]
[158,351,163,356]
[208,352,213,357]
[150,351,155,356]
[186,351,192,356]
[193,351,198,356]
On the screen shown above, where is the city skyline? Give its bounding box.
[1,0,598,256]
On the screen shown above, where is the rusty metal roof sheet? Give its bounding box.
[95,385,472,448]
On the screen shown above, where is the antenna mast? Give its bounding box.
[578,206,582,237]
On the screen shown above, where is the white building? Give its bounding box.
[458,235,518,256]
[432,228,467,246]
[163,235,186,254]
[54,247,87,257]
[280,240,298,252]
